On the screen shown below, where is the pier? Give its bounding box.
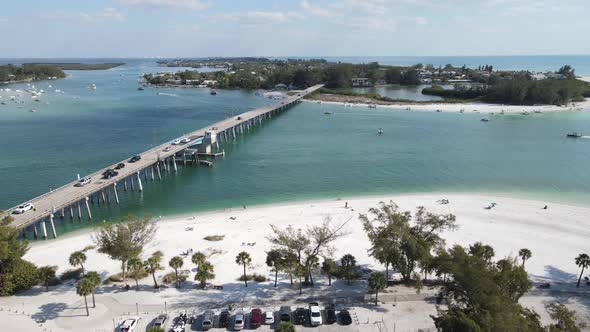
[2,85,323,238]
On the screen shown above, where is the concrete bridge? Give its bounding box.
[1,84,323,239]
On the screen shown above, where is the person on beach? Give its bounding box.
[345,202,348,208]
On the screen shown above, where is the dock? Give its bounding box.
[2,84,323,238]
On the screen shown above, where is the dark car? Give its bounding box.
[325,305,336,324]
[115,162,125,170]
[279,306,291,322]
[250,308,262,328]
[218,310,230,328]
[102,169,118,179]
[294,307,306,325]
[339,310,352,325]
[129,155,141,163]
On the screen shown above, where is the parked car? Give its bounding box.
[153,314,169,329]
[309,302,322,326]
[250,308,262,328]
[233,311,245,331]
[218,310,230,328]
[13,202,34,214]
[339,310,352,325]
[164,146,172,152]
[202,310,214,331]
[74,177,91,187]
[279,306,291,322]
[102,169,118,179]
[129,155,141,163]
[180,137,191,144]
[119,317,140,332]
[172,139,181,145]
[115,162,125,170]
[325,305,337,324]
[294,307,306,325]
[264,311,274,325]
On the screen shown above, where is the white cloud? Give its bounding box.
[117,0,210,10]
[300,0,338,17]
[344,15,428,32]
[214,11,304,26]
[39,8,125,23]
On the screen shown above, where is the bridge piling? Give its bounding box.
[49,214,57,239]
[156,163,162,180]
[113,183,120,204]
[69,206,74,219]
[77,202,82,220]
[101,190,107,203]
[32,222,38,239]
[136,172,143,192]
[173,156,177,172]
[41,220,48,239]
[85,197,92,220]
[60,208,65,219]
[130,176,135,191]
[124,178,128,191]
[151,166,155,181]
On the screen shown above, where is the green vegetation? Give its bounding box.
[321,258,338,286]
[76,278,94,316]
[69,251,87,276]
[266,249,283,287]
[484,77,588,105]
[60,268,84,281]
[368,272,386,305]
[275,321,296,332]
[195,261,215,288]
[84,271,101,308]
[147,327,166,332]
[0,64,65,82]
[38,266,58,291]
[546,303,586,332]
[203,235,225,241]
[236,251,252,287]
[26,63,124,70]
[168,256,184,288]
[575,253,589,288]
[338,254,360,285]
[519,248,532,268]
[144,251,163,289]
[237,273,267,283]
[127,257,145,290]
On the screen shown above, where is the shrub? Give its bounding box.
[203,235,225,241]
[60,268,83,281]
[162,271,188,284]
[275,321,296,332]
[147,327,165,332]
[0,259,38,296]
[237,273,268,283]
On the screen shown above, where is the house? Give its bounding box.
[352,77,370,87]
[530,73,546,80]
[202,80,218,86]
[546,73,565,80]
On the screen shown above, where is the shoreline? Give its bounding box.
[305,94,590,114]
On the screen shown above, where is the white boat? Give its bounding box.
[378,128,384,135]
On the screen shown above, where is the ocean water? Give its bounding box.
[1,58,590,236]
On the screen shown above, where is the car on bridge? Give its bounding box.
[13,202,34,214]
[172,139,181,145]
[115,163,125,170]
[164,146,172,152]
[102,169,119,179]
[129,155,141,163]
[74,178,91,187]
[180,137,191,144]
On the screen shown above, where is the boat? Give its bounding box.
[137,87,145,91]
[368,104,377,108]
[521,111,530,115]
[566,132,582,138]
[210,89,217,95]
[324,111,333,115]
[481,118,489,122]
[378,128,383,135]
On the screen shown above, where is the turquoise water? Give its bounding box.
[351,84,443,101]
[1,59,590,235]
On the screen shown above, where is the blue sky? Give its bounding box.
[1,0,589,57]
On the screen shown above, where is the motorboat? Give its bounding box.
[377,128,383,135]
[481,118,489,122]
[210,89,217,95]
[566,132,582,138]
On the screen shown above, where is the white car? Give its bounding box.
[264,311,275,325]
[233,312,244,331]
[74,178,91,187]
[172,139,181,145]
[13,203,34,214]
[164,146,172,152]
[119,317,140,332]
[309,302,322,326]
[180,137,191,144]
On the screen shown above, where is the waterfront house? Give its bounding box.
[352,77,370,87]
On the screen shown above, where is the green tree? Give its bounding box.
[69,251,87,276]
[92,215,157,282]
[194,261,215,288]
[147,327,165,332]
[127,257,143,291]
[144,251,162,289]
[266,249,283,287]
[574,253,589,288]
[236,251,252,287]
[368,272,386,305]
[519,248,532,268]
[169,256,184,288]
[360,201,456,282]
[84,271,101,308]
[191,251,206,271]
[469,242,495,263]
[38,266,57,292]
[384,67,402,84]
[557,65,575,79]
[321,258,338,286]
[275,321,296,332]
[546,303,585,332]
[0,258,38,296]
[76,278,94,316]
[339,254,358,285]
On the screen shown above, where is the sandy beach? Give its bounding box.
[1,193,589,331]
[306,94,590,114]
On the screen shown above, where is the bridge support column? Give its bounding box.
[101,190,107,203]
[173,156,177,173]
[136,172,143,192]
[124,178,128,191]
[151,166,155,181]
[49,214,57,239]
[85,197,92,220]
[69,206,74,219]
[40,219,48,239]
[130,176,135,191]
[77,202,82,220]
[32,222,38,239]
[113,183,120,204]
[144,169,148,181]
[232,127,236,139]
[156,163,162,180]
[60,208,65,219]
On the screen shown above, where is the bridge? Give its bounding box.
[2,84,324,239]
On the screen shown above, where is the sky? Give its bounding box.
[1,0,589,58]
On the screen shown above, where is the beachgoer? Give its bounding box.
[543,205,548,210]
[345,202,348,208]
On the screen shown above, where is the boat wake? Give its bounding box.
[581,136,590,139]
[156,92,178,97]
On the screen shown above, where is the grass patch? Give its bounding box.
[82,245,96,252]
[238,273,268,283]
[162,271,189,284]
[60,268,83,281]
[203,235,225,241]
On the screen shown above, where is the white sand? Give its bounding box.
[308,98,590,114]
[2,193,590,331]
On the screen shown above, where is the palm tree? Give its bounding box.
[76,278,94,316]
[518,248,532,268]
[84,271,101,308]
[191,251,206,271]
[321,258,338,286]
[266,249,283,287]
[368,272,386,305]
[144,252,162,289]
[575,253,590,288]
[38,266,57,292]
[194,261,215,288]
[283,251,298,286]
[169,256,184,288]
[236,251,252,287]
[127,257,143,291]
[69,251,87,276]
[340,254,357,285]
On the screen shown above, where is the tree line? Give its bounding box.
[0,64,65,82]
